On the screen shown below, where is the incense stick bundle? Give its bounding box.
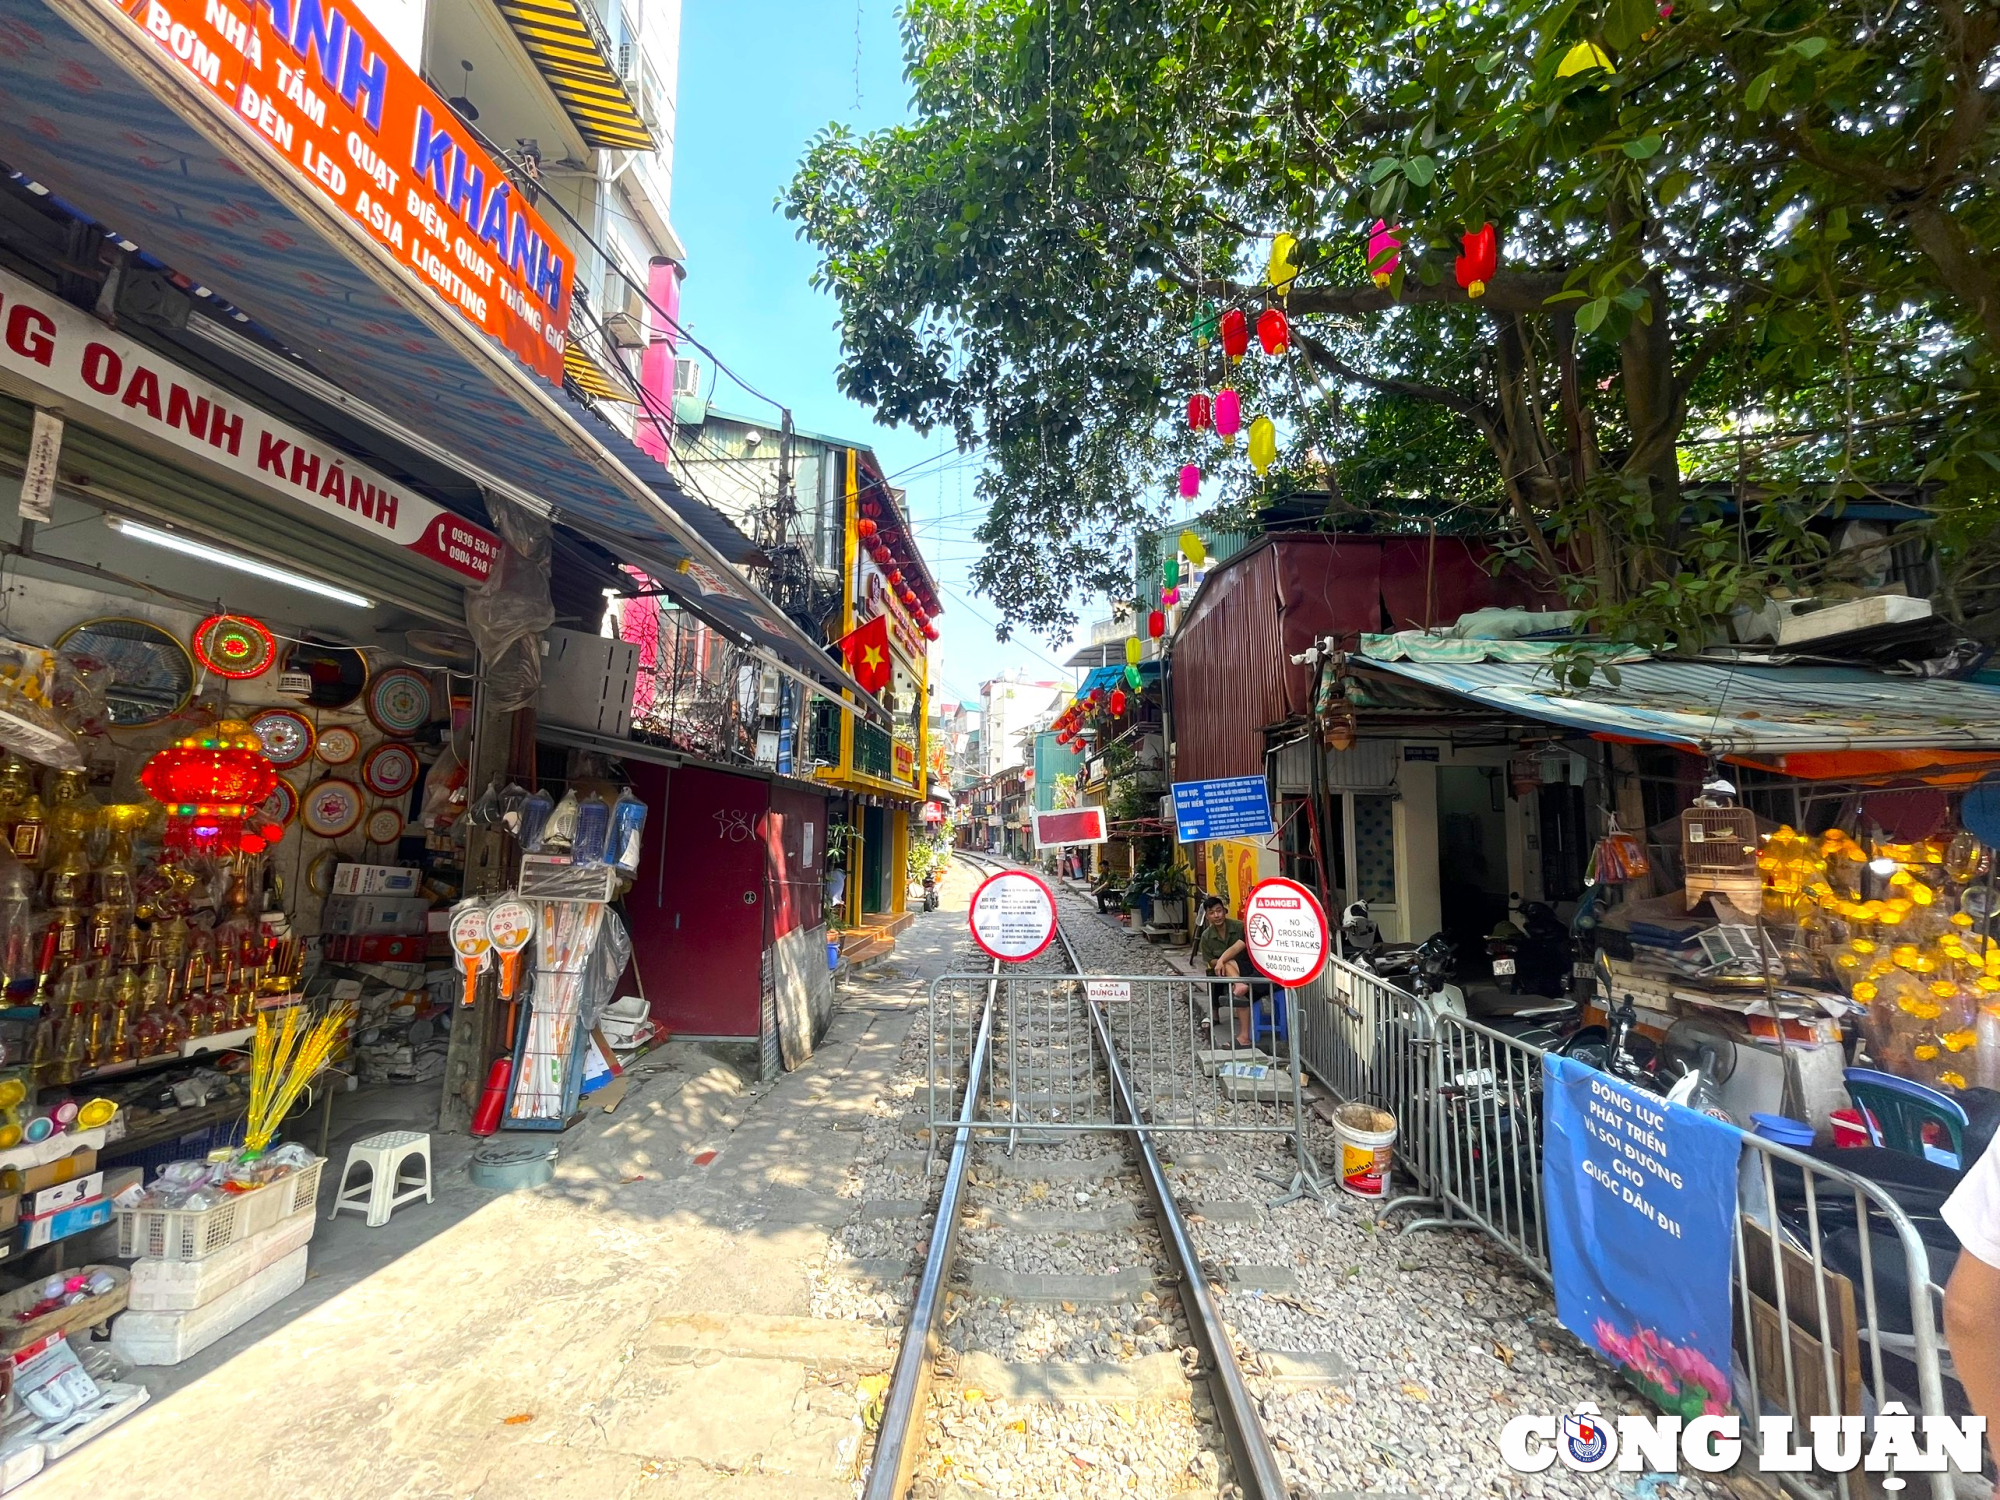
[244,1002,353,1153]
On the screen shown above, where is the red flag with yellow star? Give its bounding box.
[838,614,892,695]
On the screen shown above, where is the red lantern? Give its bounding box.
[1456,223,1498,299]
[139,719,280,856]
[1110,688,1127,716]
[923,623,939,641]
[1220,308,1249,361]
[887,569,902,586]
[1148,610,1165,639]
[861,499,880,519]
[1187,392,1212,431]
[1257,308,1290,356]
[857,518,877,539]
[902,590,918,608]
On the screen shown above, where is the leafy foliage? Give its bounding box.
[785,0,2000,650]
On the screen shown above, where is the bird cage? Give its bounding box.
[1682,780,1761,910]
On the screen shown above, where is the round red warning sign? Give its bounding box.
[1242,877,1329,987]
[968,869,1059,963]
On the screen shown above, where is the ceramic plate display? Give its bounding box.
[192,614,277,680]
[250,708,315,769]
[366,667,432,737]
[56,617,195,726]
[315,725,361,766]
[301,779,363,838]
[365,806,405,844]
[361,741,419,798]
[283,640,368,710]
[306,851,339,897]
[259,778,298,832]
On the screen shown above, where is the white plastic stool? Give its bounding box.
[330,1130,433,1227]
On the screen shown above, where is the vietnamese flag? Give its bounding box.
[839,615,892,695]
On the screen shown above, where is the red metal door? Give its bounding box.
[627,763,769,1038]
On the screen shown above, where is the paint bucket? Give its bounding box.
[1332,1102,1397,1198]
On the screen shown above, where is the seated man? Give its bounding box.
[1194,895,1256,1046]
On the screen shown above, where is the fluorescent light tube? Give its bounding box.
[109,518,373,609]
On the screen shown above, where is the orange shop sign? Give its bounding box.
[103,0,573,383]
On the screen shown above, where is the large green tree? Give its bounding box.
[786,0,2000,648]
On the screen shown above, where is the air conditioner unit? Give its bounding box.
[673,357,702,396]
[603,278,648,349]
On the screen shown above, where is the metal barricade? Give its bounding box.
[1400,1012,1553,1279]
[925,971,1316,1188]
[1294,954,1443,1200]
[1733,1132,1963,1500]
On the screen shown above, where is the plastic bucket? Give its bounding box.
[826,940,841,971]
[1332,1103,1397,1198]
[1750,1113,1813,1148]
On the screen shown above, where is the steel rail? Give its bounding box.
[861,948,999,1500]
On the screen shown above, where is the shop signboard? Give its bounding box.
[892,741,916,784]
[1541,1055,1740,1419]
[0,268,501,582]
[97,0,572,383]
[1171,776,1274,843]
[967,868,1057,963]
[1031,808,1107,847]
[1242,877,1328,987]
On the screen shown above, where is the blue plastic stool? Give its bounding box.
[1251,988,1290,1049]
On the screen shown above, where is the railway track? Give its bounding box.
[860,852,1293,1500]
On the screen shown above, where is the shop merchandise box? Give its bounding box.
[20,1198,110,1250]
[322,895,431,936]
[25,1173,101,1219]
[331,863,424,897]
[13,1149,95,1197]
[128,1207,315,1312]
[0,1195,18,1234]
[110,1245,307,1366]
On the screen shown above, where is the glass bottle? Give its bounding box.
[9,791,46,867]
[0,847,32,993]
[94,826,135,912]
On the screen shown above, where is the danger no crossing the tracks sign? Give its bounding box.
[1242,877,1329,987]
[968,869,1059,963]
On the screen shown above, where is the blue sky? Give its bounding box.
[671,0,1079,707]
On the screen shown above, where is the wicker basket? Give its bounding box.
[115,1160,323,1262]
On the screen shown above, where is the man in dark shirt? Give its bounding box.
[1195,895,1255,1045]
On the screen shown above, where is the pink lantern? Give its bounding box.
[1368,221,1401,287]
[1214,388,1242,438]
[1162,586,1180,606]
[1178,464,1200,498]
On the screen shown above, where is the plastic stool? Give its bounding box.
[330,1130,433,1227]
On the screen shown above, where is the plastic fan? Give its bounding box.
[449,902,492,1008]
[485,897,533,1002]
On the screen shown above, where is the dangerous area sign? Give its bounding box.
[1242,877,1329,987]
[968,870,1059,963]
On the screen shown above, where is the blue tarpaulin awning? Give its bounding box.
[1079,661,1160,697]
[0,0,879,711]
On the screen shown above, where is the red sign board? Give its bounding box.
[104,0,573,383]
[1032,807,1108,848]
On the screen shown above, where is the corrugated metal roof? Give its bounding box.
[1357,658,2000,756]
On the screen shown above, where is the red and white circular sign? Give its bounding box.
[1243,877,1329,987]
[968,869,1059,963]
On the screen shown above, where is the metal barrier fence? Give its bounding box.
[925,970,1318,1189]
[1300,997,1971,1499]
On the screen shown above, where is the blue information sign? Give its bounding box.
[1170,776,1275,843]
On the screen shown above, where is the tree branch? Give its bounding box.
[1290,328,1487,416]
[1191,271,1575,319]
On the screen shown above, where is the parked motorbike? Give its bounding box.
[920,871,940,911]
[1486,896,1577,999]
[1340,902,1467,1019]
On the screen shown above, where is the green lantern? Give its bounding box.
[1190,301,1218,346]
[1125,663,1143,691]
[1163,558,1179,588]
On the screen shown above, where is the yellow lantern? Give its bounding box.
[1557,40,1615,78]
[1125,636,1142,666]
[1247,416,1278,475]
[1267,233,1300,297]
[1179,530,1208,567]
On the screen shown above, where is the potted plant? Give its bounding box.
[1149,863,1192,929]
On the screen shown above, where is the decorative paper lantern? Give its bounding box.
[1178,464,1200,499]
[1190,302,1219,345]
[1214,388,1242,440]
[1256,308,1289,356]
[1187,392,1212,432]
[1557,40,1614,78]
[1368,221,1402,287]
[1162,586,1180,606]
[139,719,281,856]
[1267,232,1299,296]
[1163,557,1179,587]
[1220,308,1249,361]
[1457,224,1498,299]
[857,518,877,539]
[1123,636,1142,667]
[1109,689,1127,716]
[1148,610,1165,639]
[861,499,881,518]
[1125,663,1143,690]
[886,569,902,585]
[1179,529,1208,565]
[193,614,277,680]
[923,623,939,641]
[1248,415,1278,475]
[902,590,919,608]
